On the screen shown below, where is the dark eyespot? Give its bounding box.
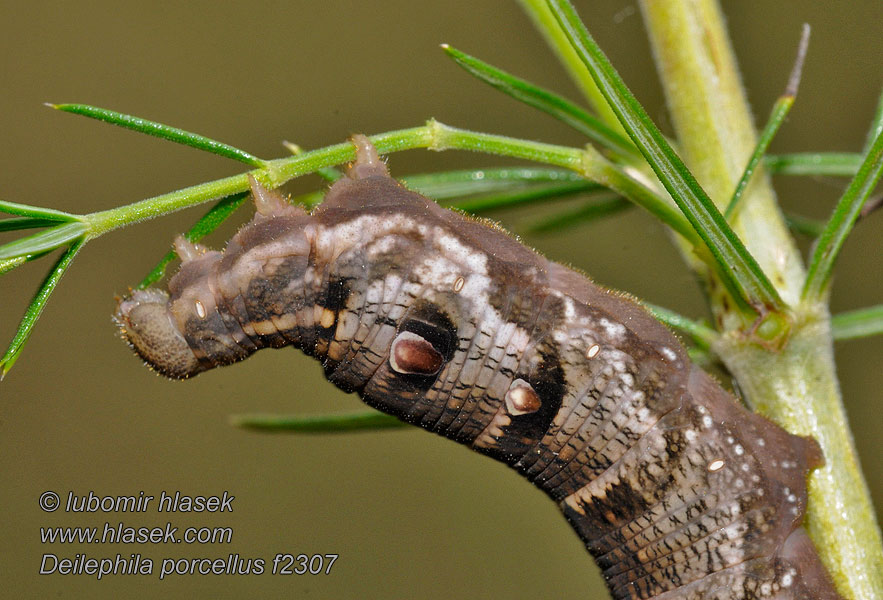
[389,331,444,375]
[505,379,542,415]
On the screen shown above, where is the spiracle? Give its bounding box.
[115,135,842,600]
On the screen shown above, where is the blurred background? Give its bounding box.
[1,1,880,598]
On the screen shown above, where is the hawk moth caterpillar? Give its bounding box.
[115,136,842,600]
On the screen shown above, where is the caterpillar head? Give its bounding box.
[115,288,205,379]
[115,175,310,379]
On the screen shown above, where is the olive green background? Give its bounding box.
[1,1,880,598]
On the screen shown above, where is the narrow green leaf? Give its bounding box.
[529,194,629,232]
[0,256,28,275]
[832,305,883,340]
[450,181,600,213]
[291,167,594,212]
[0,221,87,260]
[0,217,66,232]
[725,25,809,219]
[403,166,586,199]
[784,213,826,238]
[230,410,406,433]
[764,153,862,176]
[546,0,784,315]
[1,239,85,378]
[643,302,718,350]
[137,191,249,289]
[0,199,77,220]
[517,0,625,133]
[864,86,883,154]
[803,128,883,300]
[50,104,267,167]
[442,44,637,159]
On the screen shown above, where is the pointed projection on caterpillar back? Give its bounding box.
[115,135,843,600]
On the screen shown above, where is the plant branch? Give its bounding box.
[640,1,883,596]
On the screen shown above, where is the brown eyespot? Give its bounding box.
[389,331,444,375]
[504,379,541,415]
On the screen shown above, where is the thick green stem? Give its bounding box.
[640,0,805,323]
[715,305,883,600]
[641,1,883,597]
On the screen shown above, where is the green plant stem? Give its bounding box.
[640,0,804,320]
[82,121,697,245]
[715,305,883,600]
[642,1,883,597]
[547,0,784,320]
[765,152,862,177]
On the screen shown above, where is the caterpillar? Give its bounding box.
[115,135,842,600]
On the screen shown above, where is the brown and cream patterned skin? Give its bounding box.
[116,136,842,600]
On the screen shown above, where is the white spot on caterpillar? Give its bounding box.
[781,573,793,587]
[453,276,465,292]
[436,231,488,274]
[734,444,744,456]
[702,415,713,428]
[598,317,625,339]
[708,459,725,472]
[685,429,697,443]
[195,300,207,319]
[585,344,600,359]
[660,346,677,361]
[563,297,576,319]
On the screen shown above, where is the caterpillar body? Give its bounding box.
[116,136,842,600]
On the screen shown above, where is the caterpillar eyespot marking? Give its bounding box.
[115,135,842,600]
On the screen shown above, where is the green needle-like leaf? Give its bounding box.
[0,199,78,220]
[450,181,599,213]
[231,410,406,433]
[0,217,67,233]
[51,104,267,167]
[803,128,883,300]
[403,166,586,199]
[764,153,862,176]
[0,221,87,260]
[725,25,809,219]
[644,302,718,351]
[1,239,85,378]
[137,191,249,289]
[784,214,826,238]
[442,44,638,159]
[529,194,629,232]
[864,86,883,154]
[832,305,883,340]
[0,256,28,275]
[546,0,784,315]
